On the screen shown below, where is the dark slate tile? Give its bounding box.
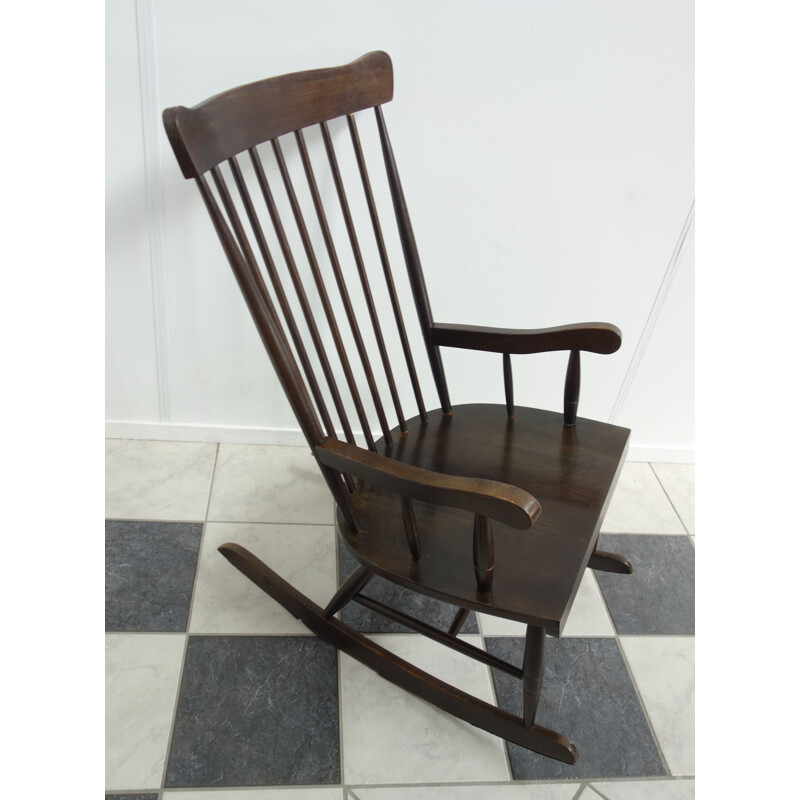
[106,520,203,632]
[486,636,665,780]
[595,534,694,635]
[165,636,340,787]
[337,539,478,634]
[105,795,158,800]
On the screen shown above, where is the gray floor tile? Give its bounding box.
[486,637,665,780]
[165,636,340,787]
[595,534,694,635]
[106,795,158,800]
[106,521,203,632]
[337,541,478,634]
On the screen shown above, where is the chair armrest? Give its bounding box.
[315,438,541,530]
[430,322,622,355]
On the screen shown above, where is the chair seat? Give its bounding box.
[336,403,630,635]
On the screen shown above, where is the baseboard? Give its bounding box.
[105,420,694,463]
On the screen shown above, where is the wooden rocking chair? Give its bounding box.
[163,51,633,765]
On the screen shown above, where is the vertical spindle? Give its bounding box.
[375,105,452,415]
[473,514,494,593]
[401,497,422,561]
[348,112,429,423]
[503,353,514,419]
[564,349,581,426]
[321,120,409,435]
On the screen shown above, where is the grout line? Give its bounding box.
[479,614,514,781]
[572,784,589,800]
[590,563,672,776]
[335,535,347,787]
[615,636,672,777]
[648,463,692,537]
[156,443,220,792]
[587,785,613,800]
[105,516,335,527]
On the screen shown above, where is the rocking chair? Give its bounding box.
[162,51,633,765]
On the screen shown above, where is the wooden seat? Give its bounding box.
[342,403,629,634]
[162,51,634,766]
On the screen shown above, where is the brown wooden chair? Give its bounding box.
[163,51,633,765]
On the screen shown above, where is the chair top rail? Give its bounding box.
[163,50,393,179]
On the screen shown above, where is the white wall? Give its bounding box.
[106,0,694,461]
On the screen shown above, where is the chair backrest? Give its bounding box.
[163,52,451,465]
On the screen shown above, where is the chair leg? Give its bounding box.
[523,625,546,727]
[218,541,578,764]
[588,549,633,574]
[323,564,372,618]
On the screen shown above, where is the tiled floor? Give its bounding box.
[106,439,695,799]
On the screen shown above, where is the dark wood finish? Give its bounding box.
[315,436,543,530]
[564,349,580,426]
[248,146,357,447]
[336,405,629,634]
[376,106,452,414]
[353,594,522,678]
[523,625,547,727]
[473,514,495,593]
[323,564,372,618]
[589,550,634,574]
[227,155,336,442]
[193,174,323,448]
[219,542,578,764]
[272,137,376,451]
[431,321,622,355]
[348,113,428,423]
[401,497,422,561]
[163,52,393,178]
[295,128,392,444]
[503,353,514,419]
[164,52,632,766]
[447,607,471,636]
[320,121,408,434]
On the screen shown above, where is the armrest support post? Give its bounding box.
[563,350,580,426]
[503,353,514,419]
[473,514,494,593]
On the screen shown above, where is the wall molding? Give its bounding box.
[609,200,695,424]
[135,0,171,421]
[105,419,694,463]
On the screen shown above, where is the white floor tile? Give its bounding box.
[591,778,695,799]
[602,462,684,534]
[208,443,333,524]
[189,522,337,634]
[105,632,185,791]
[651,463,695,535]
[106,439,217,521]
[478,569,614,637]
[353,783,581,799]
[620,637,695,776]
[340,634,509,784]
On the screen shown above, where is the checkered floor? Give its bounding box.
[106,438,695,800]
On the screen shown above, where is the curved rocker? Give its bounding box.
[219,542,579,765]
